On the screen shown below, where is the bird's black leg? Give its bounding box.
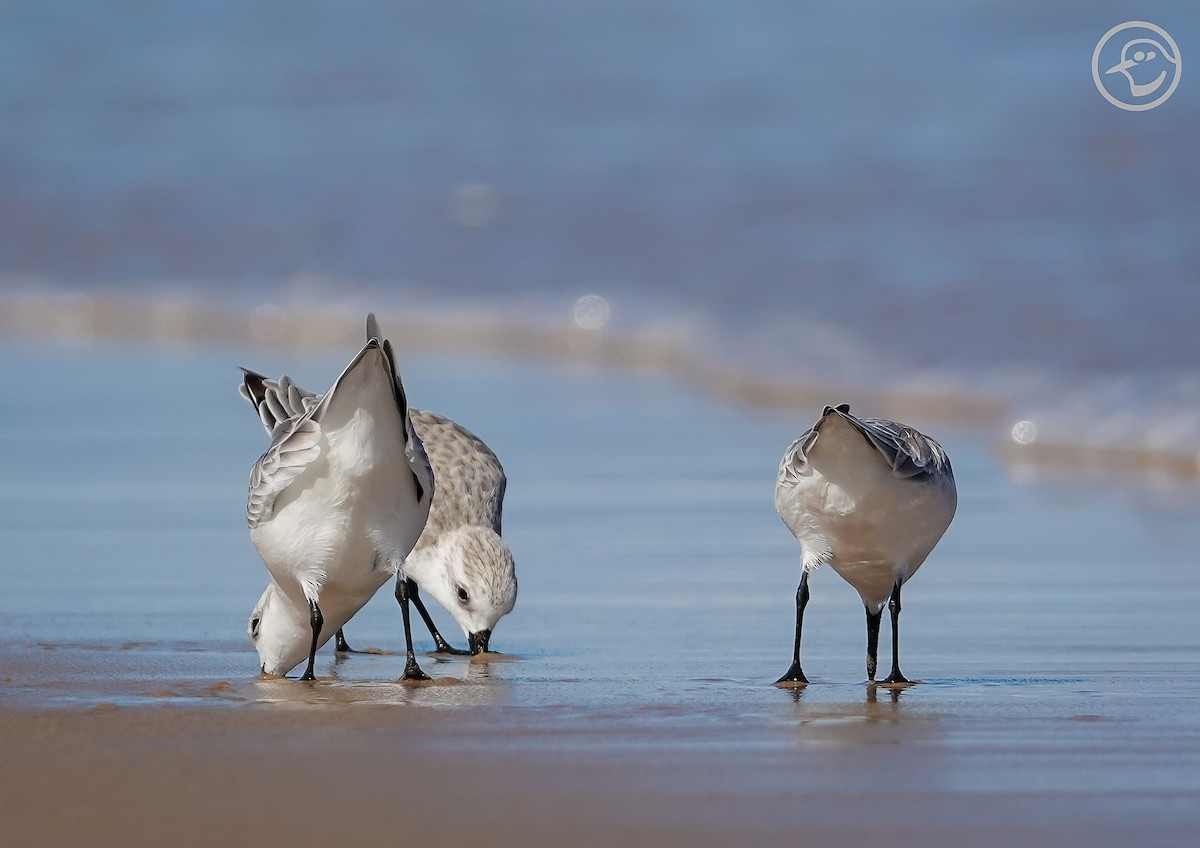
[882,581,908,685]
[404,578,469,655]
[334,628,353,653]
[865,605,882,682]
[395,578,432,681]
[775,571,810,685]
[299,599,323,682]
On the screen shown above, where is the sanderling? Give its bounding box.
[244,314,435,681]
[774,404,956,686]
[241,369,516,657]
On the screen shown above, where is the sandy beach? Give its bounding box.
[4,687,1198,848]
[2,344,1198,846]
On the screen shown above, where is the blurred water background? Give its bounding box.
[1,1,1198,473]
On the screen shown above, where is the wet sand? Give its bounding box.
[2,344,1199,846]
[0,691,1193,848]
[3,675,1199,848]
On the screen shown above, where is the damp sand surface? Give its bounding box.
[2,344,1200,846]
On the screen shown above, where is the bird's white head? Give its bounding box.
[413,525,517,653]
[248,583,311,676]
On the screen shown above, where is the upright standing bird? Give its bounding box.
[774,404,956,686]
[245,314,435,681]
[241,372,517,656]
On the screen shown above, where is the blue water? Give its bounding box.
[2,4,1200,478]
[2,1,1198,372]
[2,341,1198,694]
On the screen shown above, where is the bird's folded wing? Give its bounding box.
[246,416,322,528]
[406,427,435,508]
[378,335,433,505]
[246,333,390,528]
[776,428,819,487]
[852,416,943,480]
[493,475,507,534]
[778,412,949,485]
[239,372,320,437]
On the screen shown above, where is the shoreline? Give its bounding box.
[3,290,1197,483]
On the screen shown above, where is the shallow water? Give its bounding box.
[2,341,1199,820]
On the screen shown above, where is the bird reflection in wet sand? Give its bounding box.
[780,684,905,705]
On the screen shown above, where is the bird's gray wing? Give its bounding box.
[776,427,820,488]
[848,413,952,481]
[363,315,434,507]
[246,333,385,527]
[242,316,434,528]
[493,474,507,535]
[239,369,320,438]
[246,415,322,528]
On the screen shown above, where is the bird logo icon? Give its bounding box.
[1093,22,1181,111]
[1107,38,1177,98]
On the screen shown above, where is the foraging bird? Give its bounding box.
[241,368,516,658]
[774,404,956,686]
[245,314,435,681]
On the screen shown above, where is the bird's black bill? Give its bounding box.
[468,629,492,655]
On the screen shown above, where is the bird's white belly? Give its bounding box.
[779,470,953,610]
[251,491,385,597]
[323,401,427,569]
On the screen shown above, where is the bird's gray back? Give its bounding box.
[410,408,506,545]
[777,408,954,490]
[851,415,954,482]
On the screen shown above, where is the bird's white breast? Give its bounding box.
[776,414,956,610]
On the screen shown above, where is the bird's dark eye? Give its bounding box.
[456,586,469,604]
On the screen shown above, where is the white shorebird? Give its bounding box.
[774,403,956,686]
[241,365,516,658]
[244,314,435,681]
